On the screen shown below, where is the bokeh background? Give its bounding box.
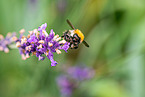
[0,0,145,97]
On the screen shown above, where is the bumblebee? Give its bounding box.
[62,19,89,49]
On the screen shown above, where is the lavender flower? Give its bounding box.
[57,65,95,97]
[67,66,95,81]
[57,75,75,97]
[15,23,70,66]
[0,32,17,53]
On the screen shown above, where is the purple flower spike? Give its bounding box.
[57,75,74,97]
[0,32,17,53]
[67,66,95,81]
[56,65,95,97]
[16,23,70,66]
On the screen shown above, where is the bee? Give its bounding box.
[62,19,89,49]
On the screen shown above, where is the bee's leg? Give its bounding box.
[61,35,64,38]
[74,46,78,49]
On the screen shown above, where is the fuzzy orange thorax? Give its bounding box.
[74,29,84,42]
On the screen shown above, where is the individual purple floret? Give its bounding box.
[0,32,17,53]
[15,23,70,66]
[57,75,75,97]
[67,66,95,81]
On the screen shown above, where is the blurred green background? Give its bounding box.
[0,0,145,97]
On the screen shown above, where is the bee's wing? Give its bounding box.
[67,19,75,30]
[82,40,89,47]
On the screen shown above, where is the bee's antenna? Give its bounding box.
[67,19,75,30]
